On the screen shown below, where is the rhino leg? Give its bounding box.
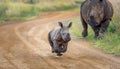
[59,45,67,53]
[81,17,88,37]
[49,44,54,53]
[48,32,54,53]
[61,43,68,53]
[91,26,100,38]
[53,41,61,54]
[53,44,58,53]
[55,44,63,56]
[98,20,110,38]
[62,46,67,53]
[57,53,63,56]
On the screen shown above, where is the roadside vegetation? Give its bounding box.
[0,0,81,23]
[71,0,120,55]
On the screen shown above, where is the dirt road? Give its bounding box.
[0,11,120,69]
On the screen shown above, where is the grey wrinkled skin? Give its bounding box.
[80,0,114,39]
[48,22,72,56]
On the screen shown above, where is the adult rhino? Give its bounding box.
[80,0,114,38]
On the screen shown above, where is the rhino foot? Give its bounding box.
[82,31,88,37]
[97,33,104,39]
[57,53,63,56]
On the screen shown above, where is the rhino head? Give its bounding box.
[58,22,72,42]
[88,0,104,27]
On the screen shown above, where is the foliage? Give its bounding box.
[0,0,79,23]
[71,10,120,55]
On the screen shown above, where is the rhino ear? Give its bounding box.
[67,22,72,28]
[58,22,63,28]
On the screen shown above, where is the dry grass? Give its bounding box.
[0,0,79,23]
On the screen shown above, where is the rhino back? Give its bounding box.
[104,0,114,20]
[80,0,91,23]
[50,28,62,41]
[80,0,114,24]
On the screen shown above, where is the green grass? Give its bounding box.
[0,1,79,23]
[71,0,120,55]
[71,14,120,55]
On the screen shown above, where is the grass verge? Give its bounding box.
[71,15,120,55]
[0,1,79,23]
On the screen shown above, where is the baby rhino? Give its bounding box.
[48,22,72,56]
